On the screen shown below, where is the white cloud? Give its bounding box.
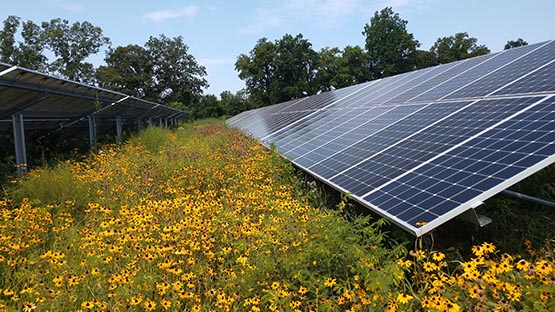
[239,0,366,34]
[50,0,86,12]
[284,0,362,26]
[142,4,199,23]
[239,8,286,35]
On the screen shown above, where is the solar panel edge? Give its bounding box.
[417,154,555,236]
[360,95,548,199]
[290,158,421,235]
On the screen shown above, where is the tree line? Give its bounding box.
[0,8,528,119]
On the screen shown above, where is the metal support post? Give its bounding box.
[148,117,153,127]
[88,114,97,146]
[12,113,28,177]
[116,115,123,144]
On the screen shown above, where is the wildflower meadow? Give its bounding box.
[0,122,554,311]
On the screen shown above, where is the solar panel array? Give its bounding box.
[227,40,555,236]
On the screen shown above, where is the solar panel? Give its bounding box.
[227,40,555,236]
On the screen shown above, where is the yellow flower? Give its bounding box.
[397,259,412,268]
[129,295,143,306]
[160,299,171,310]
[298,286,308,295]
[143,298,156,311]
[22,302,37,312]
[516,259,529,271]
[481,242,495,254]
[471,245,484,257]
[324,277,337,288]
[423,261,438,272]
[81,301,95,310]
[432,252,445,262]
[3,289,14,296]
[396,293,413,304]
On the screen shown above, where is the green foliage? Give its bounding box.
[145,34,208,104]
[236,33,319,106]
[96,35,208,108]
[363,7,420,79]
[128,126,172,154]
[9,161,91,213]
[413,49,439,69]
[41,18,110,83]
[430,32,490,64]
[0,16,19,63]
[505,38,528,50]
[96,44,153,98]
[0,16,46,70]
[219,90,250,116]
[315,45,371,91]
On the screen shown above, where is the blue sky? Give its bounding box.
[4,0,555,96]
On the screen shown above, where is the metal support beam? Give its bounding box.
[159,118,163,128]
[137,118,144,131]
[88,114,97,146]
[148,117,153,127]
[460,208,492,227]
[0,92,49,119]
[501,189,555,208]
[12,113,28,177]
[116,115,122,144]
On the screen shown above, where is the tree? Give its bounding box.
[41,18,110,83]
[430,32,490,64]
[219,89,249,116]
[413,49,438,69]
[236,38,277,106]
[96,35,208,110]
[96,45,153,98]
[145,35,208,105]
[0,16,19,63]
[16,20,47,70]
[362,7,419,79]
[504,38,528,50]
[315,45,371,91]
[197,94,223,118]
[236,34,319,106]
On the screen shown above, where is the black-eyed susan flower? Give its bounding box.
[432,252,445,262]
[324,277,337,288]
[396,293,413,304]
[143,298,156,311]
